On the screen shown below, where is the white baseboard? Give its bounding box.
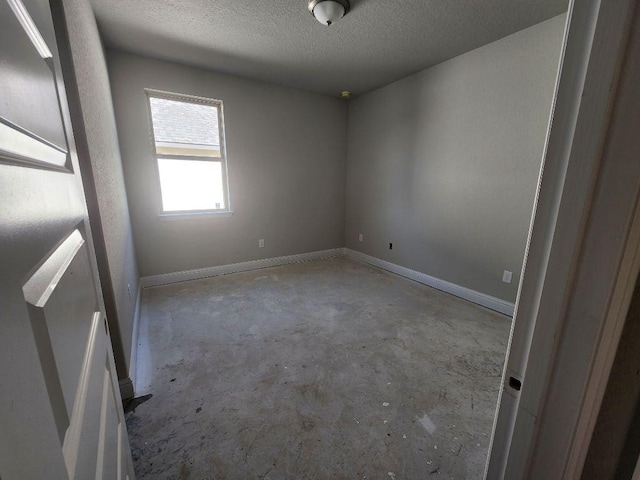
[128,283,142,395]
[138,246,514,316]
[118,377,134,401]
[140,248,344,288]
[343,248,515,316]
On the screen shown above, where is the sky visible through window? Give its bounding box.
[158,159,224,211]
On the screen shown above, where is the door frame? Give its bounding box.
[486,0,640,477]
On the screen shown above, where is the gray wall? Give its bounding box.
[107,51,347,277]
[345,14,565,303]
[60,0,139,379]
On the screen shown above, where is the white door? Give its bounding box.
[0,0,134,478]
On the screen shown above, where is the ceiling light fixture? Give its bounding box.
[308,0,350,26]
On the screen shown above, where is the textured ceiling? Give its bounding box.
[90,0,568,97]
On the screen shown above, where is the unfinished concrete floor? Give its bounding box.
[127,256,511,479]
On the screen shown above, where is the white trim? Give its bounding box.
[567,191,640,477]
[118,377,134,401]
[0,120,67,168]
[145,89,232,217]
[140,248,344,288]
[128,283,142,394]
[531,2,640,475]
[486,0,638,478]
[7,0,52,59]
[157,210,234,221]
[23,229,84,307]
[343,248,515,316]
[63,312,101,474]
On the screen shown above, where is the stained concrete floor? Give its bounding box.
[127,256,511,479]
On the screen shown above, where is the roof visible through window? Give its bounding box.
[149,97,220,156]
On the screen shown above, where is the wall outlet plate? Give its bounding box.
[502,270,513,284]
[259,239,265,248]
[358,233,363,242]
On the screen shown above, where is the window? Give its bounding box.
[146,90,230,214]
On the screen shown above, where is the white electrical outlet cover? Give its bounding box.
[358,234,363,242]
[502,270,513,284]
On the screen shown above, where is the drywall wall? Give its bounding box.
[107,51,347,277]
[59,0,139,383]
[345,14,565,303]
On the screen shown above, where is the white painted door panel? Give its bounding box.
[96,359,121,480]
[66,312,110,478]
[0,0,134,478]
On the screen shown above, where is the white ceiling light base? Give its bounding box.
[308,0,350,26]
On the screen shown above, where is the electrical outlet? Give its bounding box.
[127,284,131,299]
[502,270,513,284]
[259,239,265,248]
[358,233,363,242]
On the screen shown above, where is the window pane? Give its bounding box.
[158,159,225,211]
[149,96,221,157]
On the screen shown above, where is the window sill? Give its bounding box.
[157,210,234,221]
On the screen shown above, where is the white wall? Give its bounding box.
[108,52,348,277]
[61,0,139,381]
[345,14,565,302]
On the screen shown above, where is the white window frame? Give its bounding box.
[145,89,232,217]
